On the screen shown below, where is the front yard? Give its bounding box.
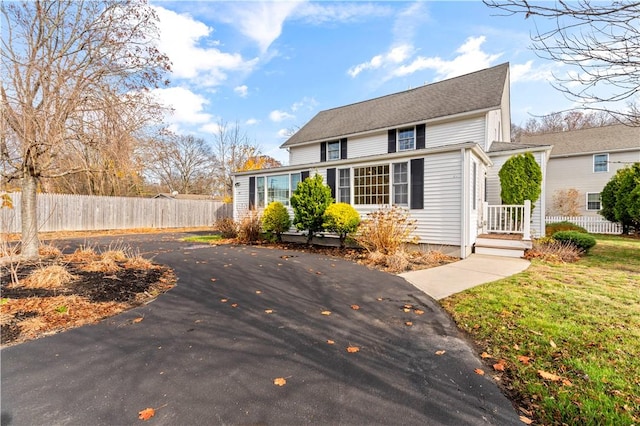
[442,235,640,424]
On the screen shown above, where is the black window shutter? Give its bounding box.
[326,168,336,199]
[416,124,426,149]
[248,176,256,209]
[410,159,424,209]
[388,129,397,153]
[301,170,310,181]
[340,138,347,159]
[320,142,327,162]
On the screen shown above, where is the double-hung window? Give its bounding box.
[392,162,408,205]
[397,128,415,151]
[586,193,601,210]
[338,168,350,203]
[593,154,608,172]
[256,177,265,208]
[290,173,301,191]
[327,141,340,160]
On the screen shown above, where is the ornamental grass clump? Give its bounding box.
[261,202,291,242]
[237,210,262,244]
[355,206,417,256]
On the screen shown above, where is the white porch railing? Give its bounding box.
[483,200,531,240]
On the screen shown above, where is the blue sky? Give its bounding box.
[150,1,573,164]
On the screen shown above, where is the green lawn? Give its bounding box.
[181,234,223,243]
[442,235,640,425]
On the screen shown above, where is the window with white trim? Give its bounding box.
[338,168,350,203]
[354,165,389,205]
[257,177,265,208]
[291,173,301,191]
[593,154,608,172]
[392,162,408,205]
[586,192,601,211]
[267,175,290,206]
[397,128,415,151]
[327,141,340,160]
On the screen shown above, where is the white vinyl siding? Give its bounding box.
[347,132,388,159]
[289,144,318,165]
[233,175,251,219]
[544,150,639,217]
[426,117,485,149]
[420,151,461,245]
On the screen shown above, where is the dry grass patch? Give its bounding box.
[82,257,120,273]
[64,246,99,263]
[124,255,156,270]
[20,264,76,289]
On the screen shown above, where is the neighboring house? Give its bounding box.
[520,125,640,217]
[233,63,550,258]
[153,193,220,201]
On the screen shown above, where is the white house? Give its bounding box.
[520,124,640,217]
[233,63,551,258]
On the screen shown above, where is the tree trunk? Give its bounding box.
[21,175,39,260]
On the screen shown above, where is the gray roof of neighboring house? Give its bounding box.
[488,141,549,153]
[281,63,510,148]
[519,124,640,156]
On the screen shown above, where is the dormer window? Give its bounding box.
[398,128,415,151]
[327,141,340,160]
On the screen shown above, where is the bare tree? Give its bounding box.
[484,1,640,123]
[512,110,617,142]
[144,134,216,195]
[211,120,262,200]
[1,0,170,259]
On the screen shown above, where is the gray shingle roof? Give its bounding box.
[488,141,549,153]
[519,124,640,156]
[281,63,510,148]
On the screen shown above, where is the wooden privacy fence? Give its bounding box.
[1,192,232,233]
[545,216,622,234]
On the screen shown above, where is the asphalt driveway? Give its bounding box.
[1,233,520,425]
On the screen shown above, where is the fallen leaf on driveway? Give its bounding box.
[403,308,411,313]
[538,370,562,382]
[327,340,335,345]
[346,346,360,353]
[350,304,360,310]
[255,290,262,294]
[414,309,425,315]
[132,317,143,323]
[405,321,413,326]
[264,309,273,314]
[435,350,446,355]
[321,310,331,316]
[210,278,217,282]
[474,368,485,375]
[220,298,228,303]
[273,377,287,386]
[138,408,155,421]
[231,303,238,308]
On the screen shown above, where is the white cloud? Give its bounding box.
[199,122,223,134]
[152,86,212,124]
[348,44,413,77]
[154,6,258,87]
[270,110,295,122]
[511,60,558,83]
[277,128,291,138]
[294,2,392,25]
[393,36,502,80]
[245,118,259,125]
[221,2,302,52]
[234,85,249,97]
[291,97,318,112]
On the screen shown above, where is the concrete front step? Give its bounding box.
[474,246,525,258]
[475,237,532,250]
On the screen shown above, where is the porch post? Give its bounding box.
[523,200,531,241]
[482,202,488,235]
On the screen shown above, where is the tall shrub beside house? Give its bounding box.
[499,152,542,208]
[323,203,360,248]
[262,201,291,242]
[601,163,640,234]
[290,174,333,244]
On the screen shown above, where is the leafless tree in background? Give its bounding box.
[143,133,216,195]
[1,0,171,259]
[484,0,639,124]
[511,110,617,142]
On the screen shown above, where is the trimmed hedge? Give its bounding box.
[551,231,596,253]
[546,221,588,236]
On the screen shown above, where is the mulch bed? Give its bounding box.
[1,260,174,347]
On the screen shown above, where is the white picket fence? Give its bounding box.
[545,216,622,234]
[0,192,232,233]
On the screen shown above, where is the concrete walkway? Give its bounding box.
[400,254,530,300]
